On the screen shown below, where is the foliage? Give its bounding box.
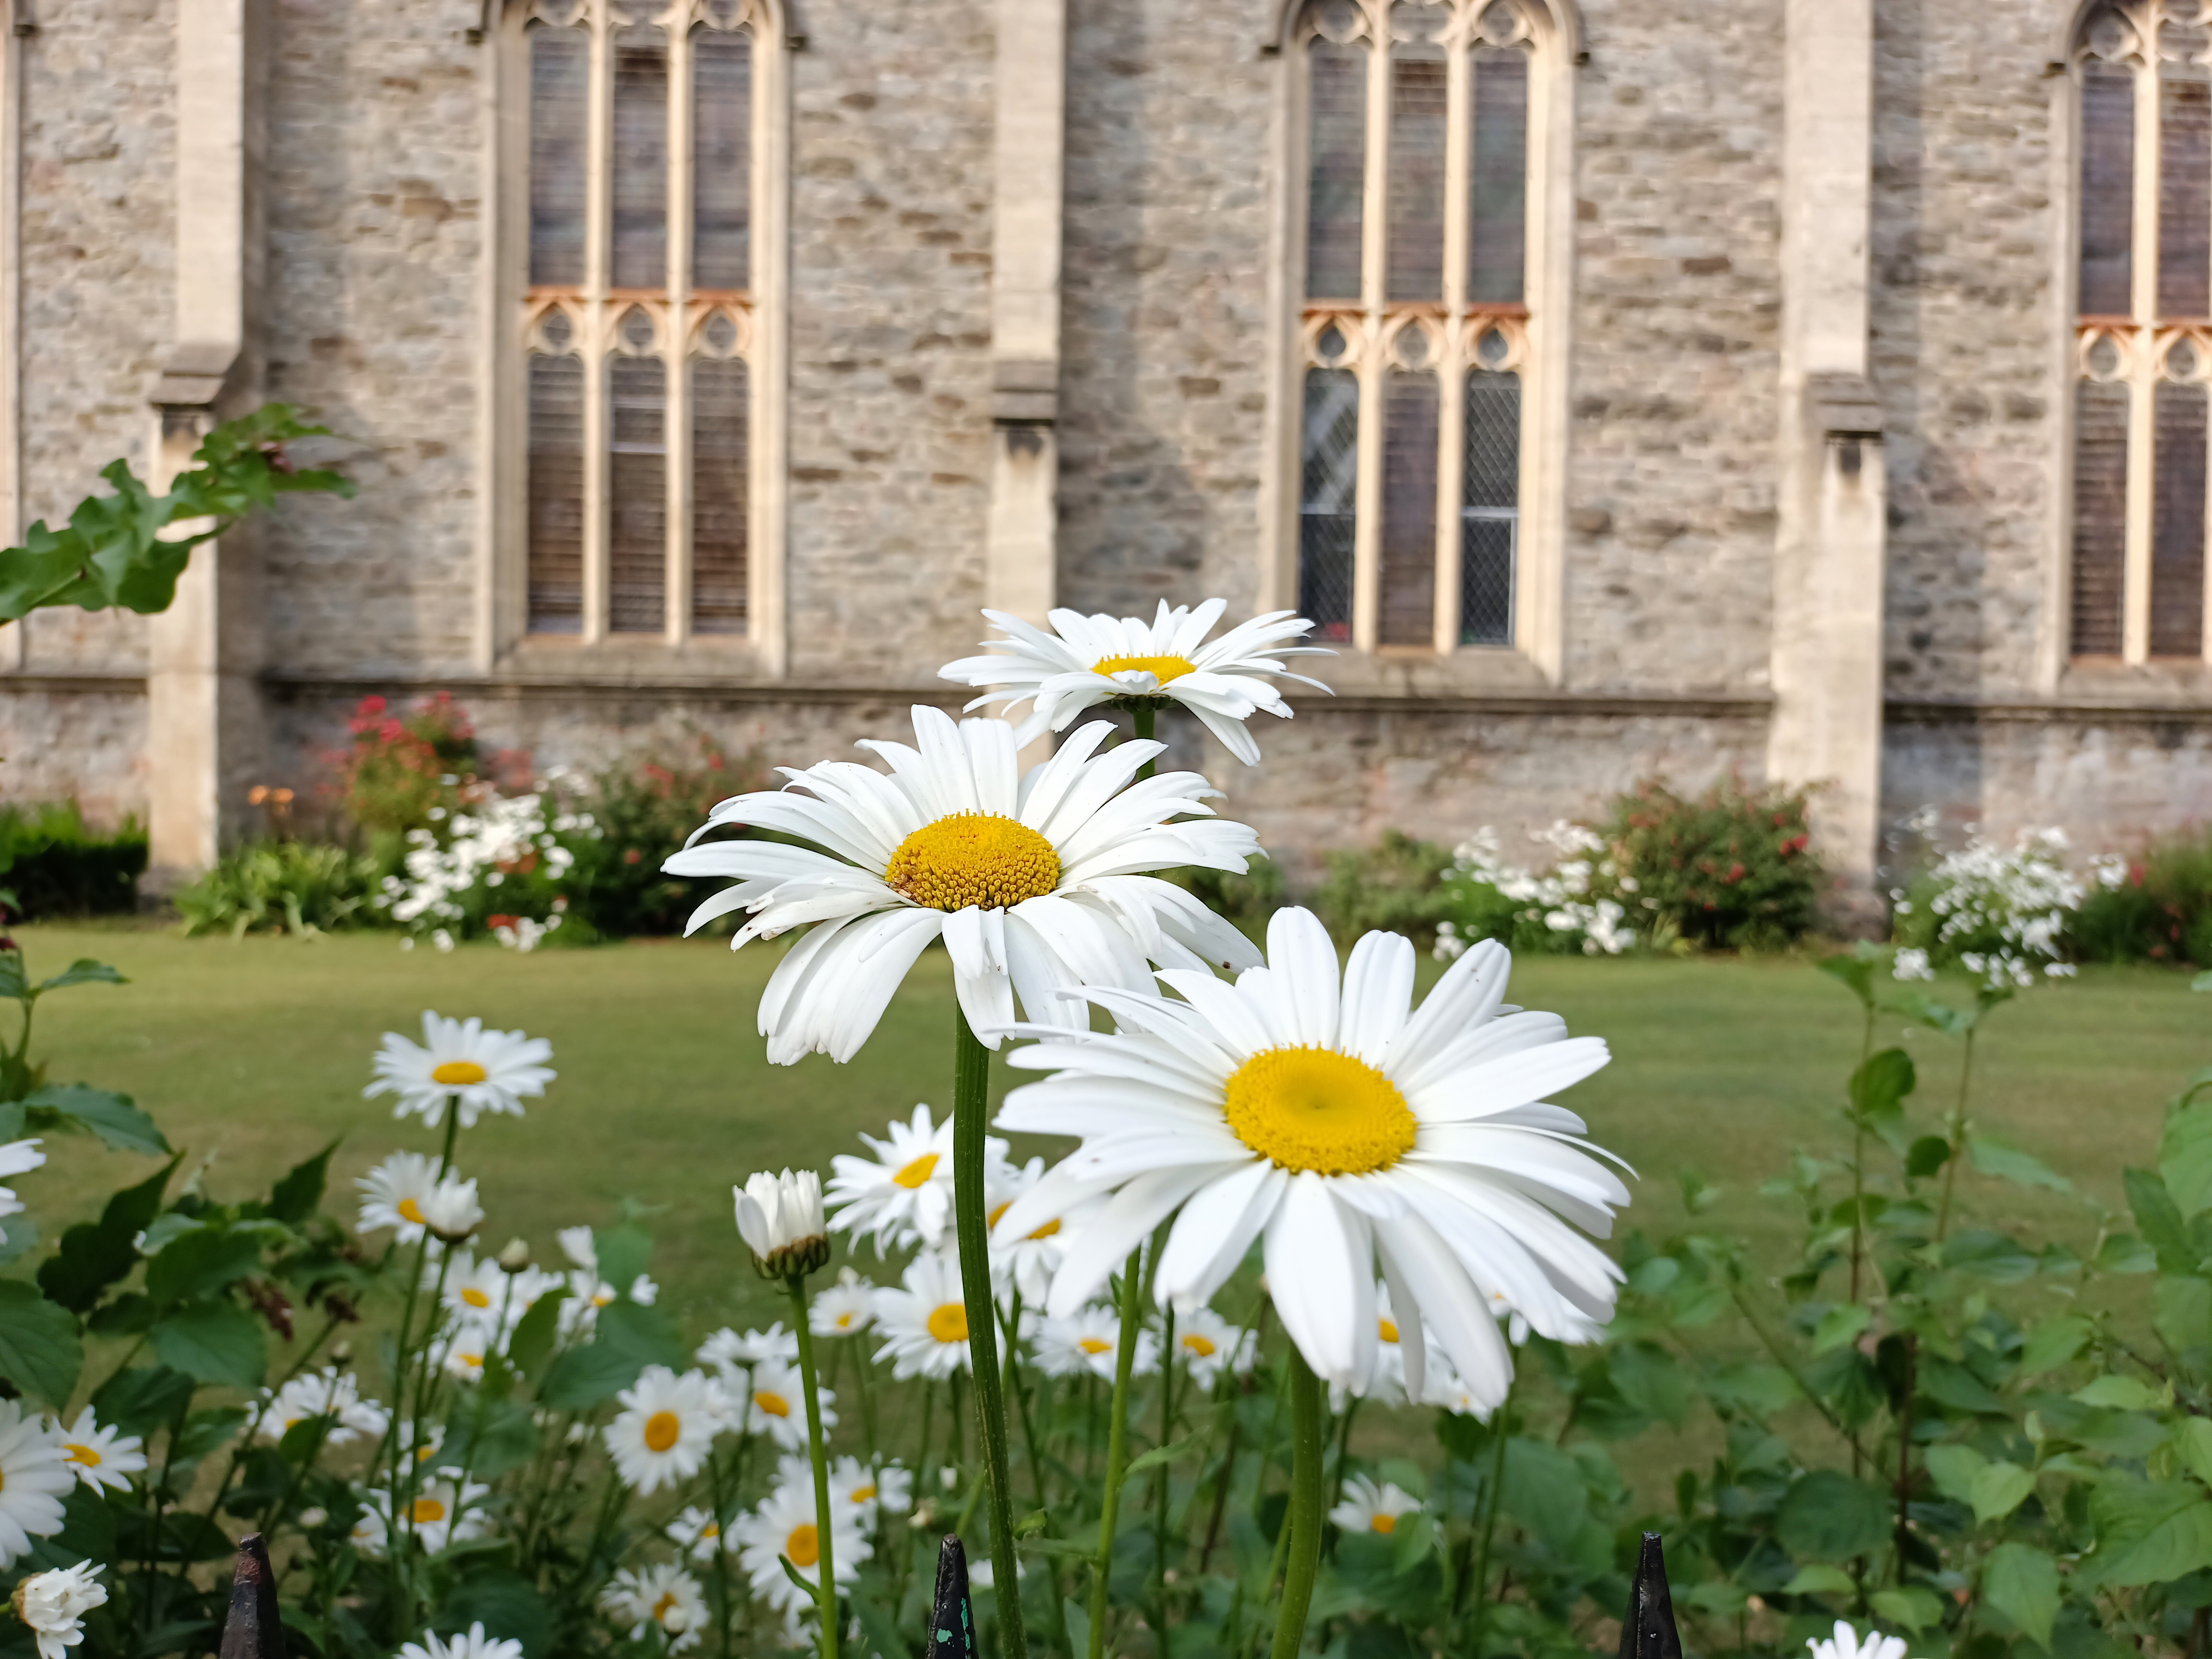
[340,693,482,837]
[1310,830,1453,948]
[1598,778,1821,951]
[0,804,145,919]
[2073,824,2212,968]
[1892,827,2088,989]
[1436,822,1637,959]
[371,781,598,952]
[0,406,354,623]
[173,842,377,938]
[564,738,770,938]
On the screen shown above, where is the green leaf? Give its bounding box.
[2019,1314,2093,1376]
[2073,1374,2163,1411]
[92,1365,196,1437]
[36,1155,176,1312]
[1781,1565,1857,1596]
[0,1279,82,1407]
[1121,1435,1201,1483]
[1907,1136,1952,1179]
[2089,1479,2212,1587]
[1500,1438,1587,1552]
[149,1299,267,1389]
[592,1224,654,1294]
[437,1571,553,1659]
[1982,1542,2060,1649]
[1971,1461,2037,1524]
[1389,1508,1437,1575]
[505,1286,569,1378]
[35,961,124,995]
[1777,1469,1890,1562]
[2174,1420,2212,1490]
[537,1341,640,1410]
[2096,1232,2159,1275]
[1704,1362,1801,1419]
[2127,1168,2199,1273]
[1608,1342,1693,1427]
[1870,1587,1945,1635]
[1849,1048,1916,1147]
[1923,1444,1987,1504]
[1811,1303,1874,1355]
[20,1084,169,1156]
[2165,1106,2212,1220]
[267,1140,339,1225]
[1942,1229,2040,1284]
[592,1298,686,1372]
[1970,1133,2073,1193]
[1919,1355,2008,1415]
[440,1397,539,1481]
[1818,946,1880,1009]
[145,1226,266,1308]
[0,954,25,1004]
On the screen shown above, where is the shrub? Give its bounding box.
[2072,823,2212,966]
[567,738,770,937]
[371,778,600,950]
[0,801,146,917]
[174,841,376,938]
[1600,776,1820,950]
[1435,821,1637,958]
[1893,827,2086,988]
[1310,830,1452,946]
[339,691,480,834]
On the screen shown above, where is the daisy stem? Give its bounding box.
[1088,1244,1149,1659]
[1131,705,1157,779]
[952,1009,1028,1659]
[1154,1305,1177,1659]
[1267,1347,1326,1659]
[786,1274,840,1659]
[1467,1376,1515,1659]
[709,1447,735,1659]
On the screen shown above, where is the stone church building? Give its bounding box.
[0,0,2204,895]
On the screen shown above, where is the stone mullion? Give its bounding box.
[665,6,694,648]
[2125,8,2161,665]
[1352,0,1391,653]
[580,0,614,645]
[1433,16,1474,654]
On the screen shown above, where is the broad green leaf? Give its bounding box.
[1907,1136,1952,1179]
[149,1299,267,1389]
[2072,1374,2164,1411]
[1849,1049,1915,1148]
[1811,1303,1874,1355]
[2089,1479,2212,1587]
[1982,1542,2060,1648]
[36,1155,176,1312]
[1389,1509,1437,1575]
[505,1286,569,1378]
[1919,1355,2008,1415]
[2127,1169,2198,1273]
[593,1298,686,1372]
[2165,1105,2212,1219]
[2173,1419,2212,1490]
[1500,1438,1586,1552]
[1970,1133,2072,1193]
[0,955,25,1003]
[437,1571,553,1659]
[440,1397,538,1481]
[1781,1565,1857,1595]
[1704,1362,1801,1419]
[145,1226,265,1308]
[1777,1469,1890,1562]
[1923,1443,1987,1504]
[2096,1232,2158,1275]
[592,1225,654,1294]
[91,1365,195,1437]
[1686,1582,1752,1618]
[1971,1461,2037,1524]
[34,961,124,995]
[537,1341,641,1410]
[1122,1435,1201,1483]
[0,1279,81,1407]
[1818,947,1879,1009]
[1870,1587,1945,1635]
[20,1084,169,1157]
[2161,1274,2212,1353]
[2019,1314,2092,1375]
[1943,1230,2040,1283]
[268,1140,339,1225]
[1609,1342,1693,1427]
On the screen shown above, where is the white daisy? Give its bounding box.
[418,1178,484,1242]
[1167,1306,1254,1388]
[939,599,1333,766]
[355,1152,448,1242]
[396,1421,448,1474]
[48,1408,145,1495]
[369,1476,491,1554]
[828,1105,999,1256]
[365,1012,555,1129]
[734,1167,830,1277]
[663,705,1264,1062]
[1031,1305,1157,1382]
[349,1499,389,1557]
[436,1336,490,1384]
[697,1323,799,1384]
[0,1139,45,1243]
[810,1275,877,1338]
[743,1357,833,1452]
[987,1154,1099,1307]
[12,1561,105,1659]
[732,1473,871,1635]
[1332,1282,1416,1408]
[994,907,1629,1410]
[1808,1624,1911,1659]
[872,1249,975,1380]
[665,1504,733,1563]
[602,1564,709,1655]
[397,1623,523,1659]
[605,1366,724,1494]
[436,1250,519,1332]
[257,1369,389,1447]
[1328,1473,1423,1538]
[825,1455,910,1526]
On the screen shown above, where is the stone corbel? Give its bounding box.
[991,358,1058,428]
[148,340,240,421]
[1808,371,1882,476]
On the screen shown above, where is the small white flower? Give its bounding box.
[356,1152,449,1242]
[363,1476,491,1554]
[1890,947,1934,983]
[0,1140,45,1244]
[820,1454,910,1526]
[397,1623,524,1659]
[1031,1305,1156,1382]
[1328,1473,1422,1537]
[437,1250,515,1330]
[350,1500,390,1557]
[987,1155,1099,1308]
[418,1177,484,1241]
[742,1357,832,1453]
[603,1564,709,1654]
[365,1012,554,1129]
[734,1168,829,1274]
[810,1277,877,1338]
[1167,1306,1255,1388]
[872,1249,976,1380]
[732,1474,871,1638]
[605,1367,725,1494]
[47,1409,145,1495]
[697,1323,800,1378]
[665,1504,732,1563]
[12,1561,105,1659]
[1806,1622,1911,1659]
[828,1105,988,1257]
[257,1369,389,1447]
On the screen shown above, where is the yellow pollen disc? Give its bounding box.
[644,1410,683,1452]
[1222,1046,1416,1177]
[432,1060,488,1086]
[836,1312,855,1328]
[397,1198,426,1225]
[852,1485,876,1503]
[1378,1318,1399,1344]
[462,1288,492,1308]
[1078,1337,1113,1355]
[988,1201,1011,1227]
[703,1522,720,1539]
[417,1445,437,1463]
[1371,1513,1396,1535]
[1027,1218,1062,1240]
[755,1391,791,1419]
[1093,652,1198,686]
[927,1303,970,1344]
[651,1593,680,1624]
[893,1153,940,1190]
[1182,1334,1216,1358]
[786,1523,821,1569]
[457,1354,483,1369]
[885,813,1061,912]
[412,1498,446,1525]
[62,1443,99,1467]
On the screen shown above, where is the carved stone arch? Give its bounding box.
[1267,0,1582,62]
[2050,0,2138,72]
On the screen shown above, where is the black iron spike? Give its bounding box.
[1617,1531,1683,1659]
[926,1534,978,1659]
[217,1534,285,1659]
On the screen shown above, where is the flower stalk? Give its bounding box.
[1087,1245,1149,1659]
[1269,1348,1326,1659]
[787,1274,839,1659]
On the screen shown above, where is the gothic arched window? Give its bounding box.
[2071,0,2212,664]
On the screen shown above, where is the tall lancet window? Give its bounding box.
[513,0,767,646]
[2071,0,2212,664]
[1286,0,1559,655]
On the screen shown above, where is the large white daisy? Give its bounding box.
[663,705,1263,1061]
[741,1357,834,1453]
[871,1249,975,1380]
[605,1366,725,1494]
[825,1105,994,1255]
[939,599,1333,766]
[366,1013,555,1129]
[994,907,1629,1409]
[49,1407,145,1495]
[355,1153,447,1242]
[731,1472,871,1636]
[0,1404,71,1569]
[602,1564,709,1655]
[1030,1305,1157,1382]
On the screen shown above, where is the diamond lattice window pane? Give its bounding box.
[692,356,750,635]
[608,356,668,635]
[528,24,589,288]
[693,28,752,290]
[1461,369,1519,645]
[1299,368,1359,640]
[527,354,586,634]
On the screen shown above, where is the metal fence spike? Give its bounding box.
[926,1534,977,1659]
[217,1534,285,1659]
[1617,1531,1682,1659]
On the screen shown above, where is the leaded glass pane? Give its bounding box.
[527,354,585,633]
[1386,24,1447,302]
[1299,368,1359,640]
[694,28,752,290]
[1306,40,1368,302]
[1462,369,1518,645]
[1469,50,1528,305]
[692,357,749,634]
[2162,60,2212,319]
[529,24,588,288]
[2071,378,2130,655]
[1379,371,1439,646]
[2153,379,2208,654]
[609,356,667,634]
[611,25,669,291]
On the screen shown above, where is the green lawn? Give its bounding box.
[12,922,2208,1350]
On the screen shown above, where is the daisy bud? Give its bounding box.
[496,1238,532,1274]
[13,1562,106,1659]
[733,1169,830,1281]
[420,1177,485,1244]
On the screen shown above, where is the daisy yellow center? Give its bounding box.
[835,1312,855,1328]
[885,813,1061,912]
[1222,1046,1417,1177]
[462,1288,492,1308]
[432,1060,488,1086]
[62,1443,99,1467]
[702,1522,720,1539]
[652,1592,681,1624]
[1094,652,1197,685]
[412,1497,446,1525]
[1378,1318,1399,1344]
[928,1303,970,1344]
[1078,1337,1113,1355]
[755,1391,791,1418]
[417,1445,437,1463]
[1028,1218,1061,1240]
[852,1485,876,1503]
[1371,1513,1396,1535]
[644,1411,683,1452]
[786,1524,821,1569]
[1182,1334,1216,1358]
[893,1153,940,1190]
[988,1201,1011,1227]
[397,1198,426,1225]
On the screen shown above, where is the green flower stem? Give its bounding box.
[1154,1303,1178,1659]
[1467,1376,1515,1659]
[1131,705,1157,780]
[1088,1245,1149,1659]
[708,1446,736,1659]
[952,1007,1028,1659]
[1268,1346,1326,1659]
[787,1274,840,1659]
